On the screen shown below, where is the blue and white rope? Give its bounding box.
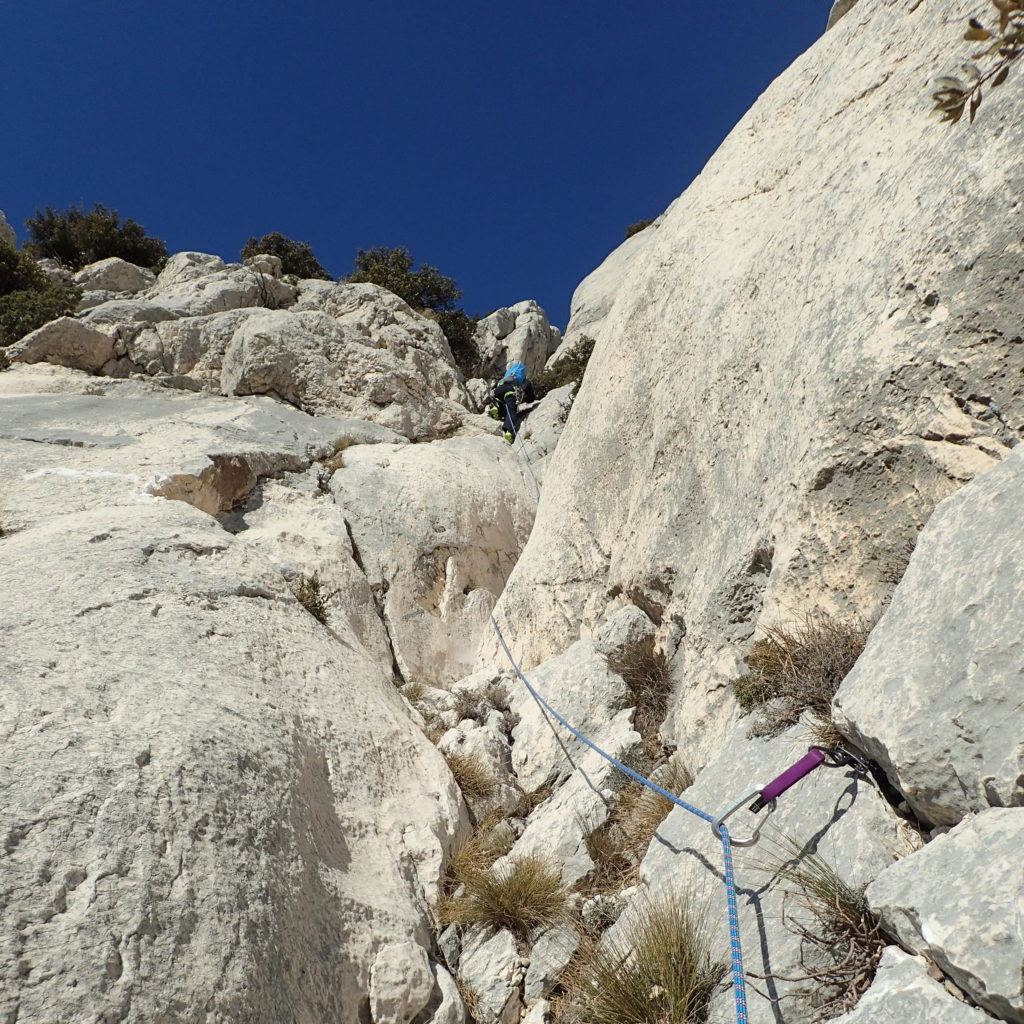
[490,614,750,1024]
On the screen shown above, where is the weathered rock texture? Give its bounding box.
[867,809,1024,1023]
[489,0,1024,765]
[834,446,1024,825]
[332,437,536,686]
[0,364,467,1023]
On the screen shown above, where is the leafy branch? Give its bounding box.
[932,0,1024,123]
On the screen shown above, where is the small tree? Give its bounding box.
[24,203,168,271]
[349,246,462,310]
[240,232,332,280]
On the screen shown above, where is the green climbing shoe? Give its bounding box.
[503,431,514,444]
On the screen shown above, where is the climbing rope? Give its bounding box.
[488,399,869,1024]
[495,408,755,1019]
[489,613,751,1024]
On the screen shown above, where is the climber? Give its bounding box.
[489,361,536,443]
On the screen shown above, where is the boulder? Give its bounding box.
[369,941,435,1024]
[523,924,578,1001]
[331,437,536,686]
[507,635,633,791]
[833,447,1024,825]
[489,0,1024,766]
[867,809,1024,1023]
[430,963,467,1024]
[292,280,469,407]
[6,316,114,372]
[74,256,156,294]
[475,301,562,380]
[81,299,180,326]
[458,928,523,1024]
[828,947,992,1024]
[221,308,464,440]
[146,250,296,315]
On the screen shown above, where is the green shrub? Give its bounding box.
[240,232,332,280]
[624,218,655,240]
[433,308,480,377]
[0,243,47,297]
[731,612,871,744]
[438,853,568,940]
[24,204,168,271]
[562,892,722,1024]
[296,572,330,624]
[0,283,82,347]
[350,246,460,310]
[532,335,595,401]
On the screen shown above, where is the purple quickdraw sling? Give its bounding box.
[749,747,827,812]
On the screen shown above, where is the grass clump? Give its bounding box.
[438,853,568,941]
[624,217,655,240]
[561,892,723,1024]
[445,750,497,801]
[607,643,674,758]
[731,612,871,744]
[758,837,885,1021]
[578,757,694,899]
[296,571,330,625]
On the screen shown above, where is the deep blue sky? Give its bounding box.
[4,1,827,328]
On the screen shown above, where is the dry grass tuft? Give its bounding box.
[577,757,695,900]
[445,750,498,801]
[607,643,674,758]
[438,854,568,941]
[755,835,886,1021]
[560,891,723,1024]
[732,612,872,742]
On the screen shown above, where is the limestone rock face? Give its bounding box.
[74,256,156,294]
[829,948,992,1024]
[0,208,16,248]
[0,364,467,1024]
[331,437,536,686]
[867,809,1024,1024]
[7,316,115,372]
[221,308,464,439]
[834,447,1024,825]
[475,300,562,380]
[490,0,1024,763]
[369,941,435,1024]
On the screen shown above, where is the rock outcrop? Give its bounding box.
[489,0,1024,766]
[834,446,1024,826]
[0,364,468,1023]
[474,301,562,380]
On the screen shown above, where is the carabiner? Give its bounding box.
[711,786,776,847]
